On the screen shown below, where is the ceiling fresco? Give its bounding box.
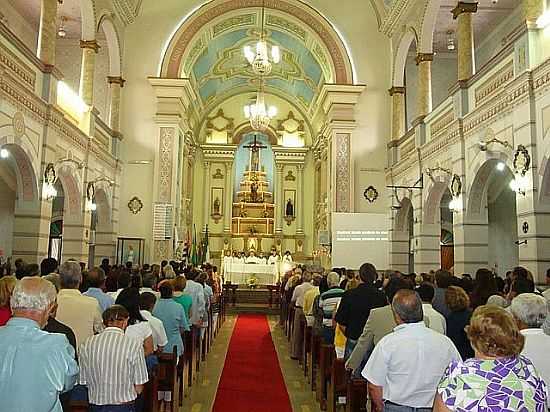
[183,11,332,114]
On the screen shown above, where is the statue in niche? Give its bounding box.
[213,197,221,215]
[286,198,294,217]
[250,181,259,203]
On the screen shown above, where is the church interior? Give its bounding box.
[2,0,550,411]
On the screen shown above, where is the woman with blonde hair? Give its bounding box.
[0,276,17,326]
[435,305,547,411]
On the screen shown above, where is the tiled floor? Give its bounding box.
[180,314,321,411]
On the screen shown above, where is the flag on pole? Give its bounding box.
[204,224,210,263]
[191,224,199,267]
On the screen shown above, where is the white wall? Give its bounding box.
[0,177,15,258]
[0,1,37,52]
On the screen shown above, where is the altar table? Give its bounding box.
[223,261,279,285]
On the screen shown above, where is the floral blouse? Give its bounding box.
[438,355,547,411]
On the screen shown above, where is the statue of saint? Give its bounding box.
[250,181,258,203]
[286,198,294,217]
[213,197,221,214]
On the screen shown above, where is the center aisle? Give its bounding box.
[212,314,293,412]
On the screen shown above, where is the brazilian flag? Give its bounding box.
[191,224,199,267]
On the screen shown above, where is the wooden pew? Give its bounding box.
[143,364,160,412]
[157,348,179,412]
[302,324,312,376]
[70,401,89,412]
[316,343,335,410]
[309,333,321,391]
[287,306,295,341]
[346,378,369,412]
[184,330,195,387]
[327,358,347,412]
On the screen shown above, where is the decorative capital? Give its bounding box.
[388,86,406,96]
[107,76,126,87]
[415,53,434,65]
[79,40,100,53]
[452,2,478,19]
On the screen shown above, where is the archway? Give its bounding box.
[424,180,454,270]
[48,180,65,262]
[440,190,454,270]
[91,186,115,266]
[467,159,518,275]
[391,196,414,273]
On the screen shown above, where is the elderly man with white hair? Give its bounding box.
[0,277,79,411]
[510,293,550,406]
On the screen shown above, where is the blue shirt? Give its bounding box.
[183,280,206,325]
[84,287,115,312]
[0,317,79,412]
[153,299,190,356]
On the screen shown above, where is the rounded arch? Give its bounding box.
[80,0,97,41]
[0,134,39,204]
[424,177,451,224]
[232,124,278,145]
[392,28,417,87]
[98,14,122,76]
[56,164,83,217]
[467,157,513,218]
[419,0,441,54]
[94,182,113,227]
[395,196,413,232]
[159,0,354,84]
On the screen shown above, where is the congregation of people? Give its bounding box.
[0,257,222,412]
[281,264,550,411]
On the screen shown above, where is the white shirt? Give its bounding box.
[422,303,446,334]
[362,322,461,408]
[283,254,293,263]
[520,328,550,407]
[245,256,262,264]
[267,255,279,265]
[139,287,160,299]
[125,321,153,345]
[292,282,315,308]
[107,288,123,301]
[140,310,168,350]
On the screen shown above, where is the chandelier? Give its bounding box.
[243,0,280,76]
[244,89,277,131]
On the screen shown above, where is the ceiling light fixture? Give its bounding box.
[243,0,280,76]
[244,87,277,131]
[446,30,455,51]
[57,16,67,38]
[0,148,9,159]
[496,162,506,171]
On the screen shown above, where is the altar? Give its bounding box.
[223,261,279,285]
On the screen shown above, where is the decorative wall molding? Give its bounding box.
[474,60,514,108]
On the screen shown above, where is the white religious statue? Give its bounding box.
[267,250,280,265]
[282,250,293,263]
[126,245,135,265]
[245,250,262,264]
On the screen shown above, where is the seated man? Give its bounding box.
[362,290,460,412]
[0,277,79,411]
[79,305,148,412]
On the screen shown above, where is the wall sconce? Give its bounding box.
[509,145,530,196]
[0,148,9,159]
[478,137,513,152]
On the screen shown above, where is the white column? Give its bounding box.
[203,161,211,232]
[224,161,233,233]
[107,76,125,132]
[296,163,304,234]
[275,163,284,233]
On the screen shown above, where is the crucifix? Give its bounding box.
[244,134,267,172]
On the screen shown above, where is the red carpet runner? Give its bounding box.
[213,314,292,412]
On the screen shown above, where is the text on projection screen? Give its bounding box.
[331,213,389,269]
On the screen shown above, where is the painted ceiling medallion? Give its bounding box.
[450,174,462,198]
[12,112,25,138]
[363,186,379,203]
[128,196,144,215]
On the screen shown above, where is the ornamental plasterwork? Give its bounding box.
[266,14,306,42]
[213,14,255,37]
[158,128,174,203]
[474,60,514,107]
[335,133,351,213]
[112,0,142,25]
[0,42,36,90]
[12,111,25,138]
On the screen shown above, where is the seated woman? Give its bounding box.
[172,276,193,320]
[435,305,548,411]
[115,288,154,357]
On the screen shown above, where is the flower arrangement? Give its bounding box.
[247,274,258,289]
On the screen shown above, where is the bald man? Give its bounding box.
[0,277,79,412]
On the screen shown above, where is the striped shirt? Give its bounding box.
[79,327,148,405]
[319,288,345,327]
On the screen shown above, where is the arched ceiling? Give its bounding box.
[180,8,335,115]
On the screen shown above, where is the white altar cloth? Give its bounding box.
[223,261,278,285]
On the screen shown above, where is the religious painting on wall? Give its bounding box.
[284,189,296,225]
[116,237,144,267]
[211,187,224,223]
